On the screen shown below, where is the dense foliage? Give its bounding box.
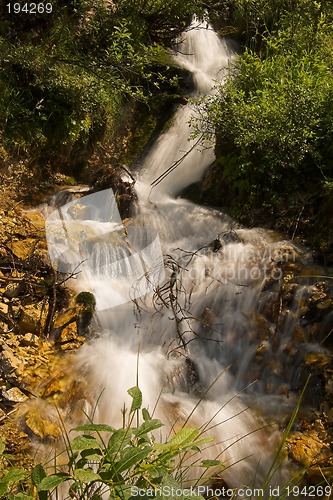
[0,0,206,168]
[194,0,333,218]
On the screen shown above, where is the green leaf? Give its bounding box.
[72,424,115,433]
[2,469,28,483]
[114,446,152,474]
[134,419,163,438]
[31,464,46,486]
[200,459,224,467]
[107,428,131,458]
[71,435,101,451]
[37,473,70,492]
[142,408,151,422]
[73,468,101,482]
[80,449,103,462]
[127,386,142,412]
[167,428,200,448]
[31,464,48,500]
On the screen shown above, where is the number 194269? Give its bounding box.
[6,3,53,14]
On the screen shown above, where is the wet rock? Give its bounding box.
[185,357,200,390]
[304,352,331,369]
[281,282,298,306]
[272,244,300,263]
[75,291,96,336]
[52,292,95,339]
[288,430,331,467]
[53,307,78,329]
[58,322,85,351]
[292,325,308,342]
[2,387,28,403]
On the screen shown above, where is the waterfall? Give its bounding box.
[43,18,314,498]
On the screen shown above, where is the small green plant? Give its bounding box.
[0,387,219,499]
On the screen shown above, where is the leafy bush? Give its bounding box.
[193,0,333,208]
[0,0,205,166]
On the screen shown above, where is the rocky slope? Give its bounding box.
[0,170,333,490]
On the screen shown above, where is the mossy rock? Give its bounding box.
[75,292,96,313]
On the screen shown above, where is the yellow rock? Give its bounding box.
[25,408,60,439]
[54,308,78,329]
[8,238,38,260]
[288,431,330,467]
[3,387,28,402]
[24,211,45,231]
[19,306,42,334]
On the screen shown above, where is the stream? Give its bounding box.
[43,18,332,499]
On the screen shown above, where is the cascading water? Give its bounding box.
[42,17,326,499]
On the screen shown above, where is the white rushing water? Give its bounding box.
[44,17,312,498]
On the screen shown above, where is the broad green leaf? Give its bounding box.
[107,428,131,457]
[166,428,199,448]
[37,472,70,491]
[2,468,28,483]
[134,419,163,438]
[31,463,46,486]
[80,449,103,462]
[128,386,142,412]
[73,468,101,482]
[114,446,152,474]
[200,459,224,467]
[71,435,101,451]
[72,424,115,433]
